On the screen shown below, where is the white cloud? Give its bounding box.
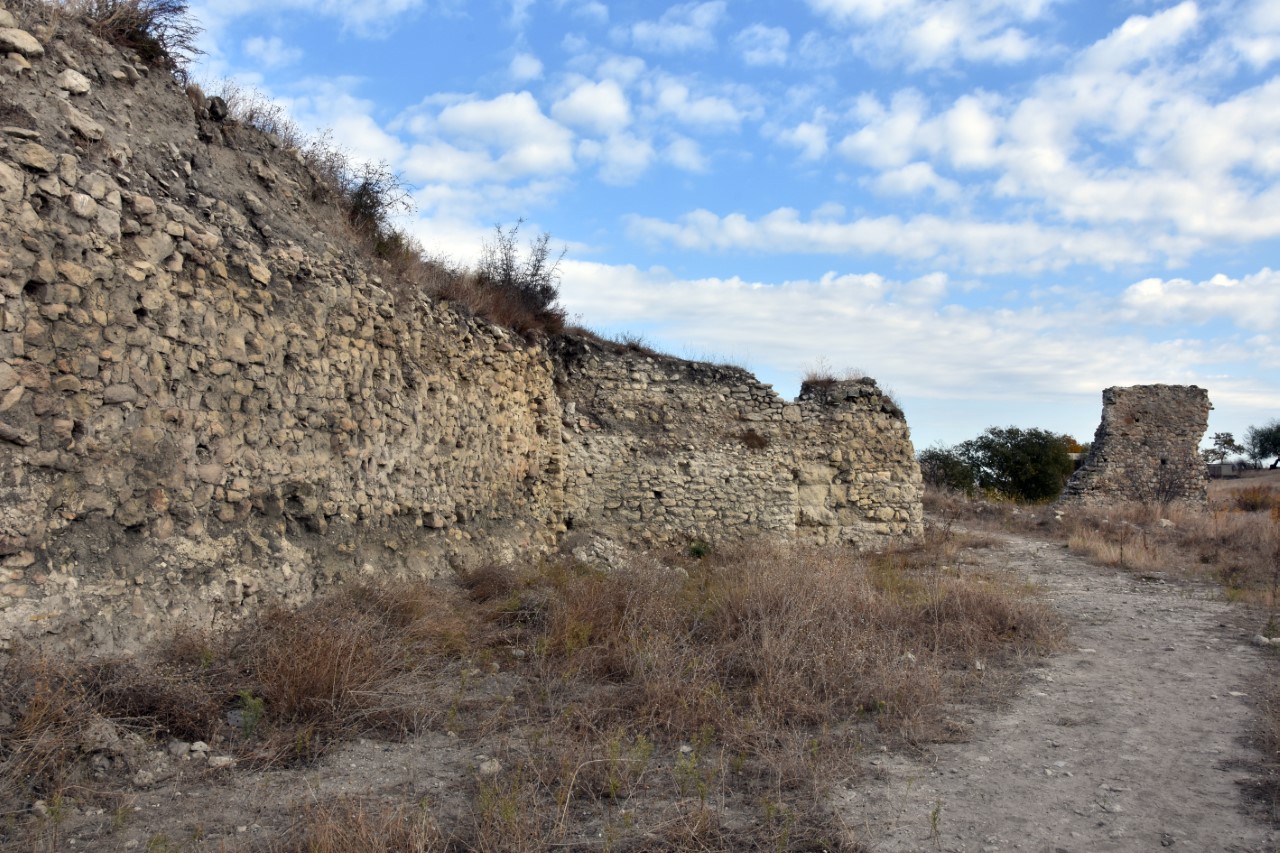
[817,8,1280,258]
[193,0,432,38]
[242,35,302,68]
[556,260,1268,415]
[399,92,575,184]
[554,0,608,22]
[871,162,961,198]
[1121,268,1280,331]
[941,95,1000,169]
[1078,1,1199,72]
[552,78,632,134]
[664,136,708,172]
[597,55,648,84]
[509,0,536,27]
[777,120,829,160]
[579,133,655,184]
[1233,0,1280,69]
[734,24,790,66]
[631,1,726,53]
[510,52,544,81]
[650,77,747,130]
[626,207,1164,274]
[805,0,1052,69]
[276,78,406,165]
[838,90,930,168]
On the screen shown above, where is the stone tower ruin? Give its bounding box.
[1059,385,1210,506]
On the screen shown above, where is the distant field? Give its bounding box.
[1210,468,1280,495]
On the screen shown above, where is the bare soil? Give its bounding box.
[840,532,1279,852]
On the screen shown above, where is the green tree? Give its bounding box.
[1245,420,1280,469]
[918,445,976,493]
[955,426,1075,502]
[1202,432,1245,465]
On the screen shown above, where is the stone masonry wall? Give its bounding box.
[1059,385,1210,505]
[553,338,924,548]
[0,5,923,652]
[0,8,563,651]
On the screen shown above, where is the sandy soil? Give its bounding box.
[840,533,1279,852]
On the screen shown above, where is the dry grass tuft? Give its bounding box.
[266,797,447,853]
[2,536,1058,850]
[1235,485,1280,513]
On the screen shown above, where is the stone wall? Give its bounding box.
[1059,385,1210,505]
[0,5,923,652]
[554,338,923,548]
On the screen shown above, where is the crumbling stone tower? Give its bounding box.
[1059,385,1210,505]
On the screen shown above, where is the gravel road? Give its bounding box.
[841,533,1278,852]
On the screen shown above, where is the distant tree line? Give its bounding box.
[918,427,1080,503]
[1205,420,1280,469]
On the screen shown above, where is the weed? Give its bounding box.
[237,690,265,738]
[688,539,713,559]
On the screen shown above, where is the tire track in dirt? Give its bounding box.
[840,533,1278,852]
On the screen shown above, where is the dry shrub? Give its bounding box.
[1235,485,1279,513]
[1053,499,1280,605]
[231,581,492,760]
[0,655,99,805]
[66,0,200,70]
[519,540,1059,740]
[431,269,566,337]
[453,536,1058,849]
[81,658,223,743]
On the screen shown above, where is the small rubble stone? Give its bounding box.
[58,99,105,140]
[55,68,91,94]
[14,141,57,172]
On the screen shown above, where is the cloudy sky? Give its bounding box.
[187,0,1280,450]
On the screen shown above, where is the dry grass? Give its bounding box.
[1,536,1059,850]
[926,484,1280,608]
[265,798,447,853]
[1234,485,1280,513]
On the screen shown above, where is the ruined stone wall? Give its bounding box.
[553,338,923,548]
[0,5,923,652]
[1059,385,1210,505]
[0,9,563,651]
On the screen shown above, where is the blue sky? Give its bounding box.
[187,0,1280,450]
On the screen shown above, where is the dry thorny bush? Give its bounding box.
[1,533,1059,851]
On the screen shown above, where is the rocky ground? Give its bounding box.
[841,532,1279,852]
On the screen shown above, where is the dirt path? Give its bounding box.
[840,533,1278,852]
